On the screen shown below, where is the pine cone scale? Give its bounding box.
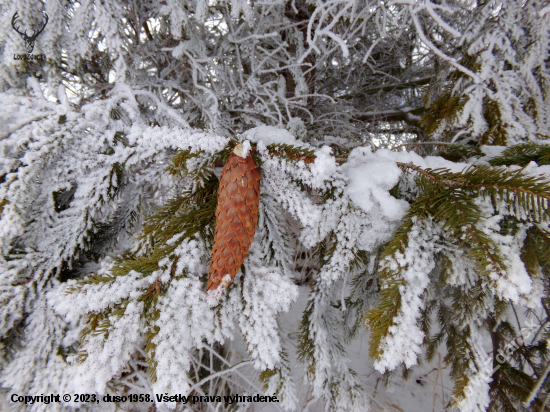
[226,236,239,250]
[235,225,247,240]
[226,181,238,198]
[233,193,246,209]
[232,244,242,258]
[221,247,232,260]
[238,179,249,195]
[230,167,241,182]
[218,221,230,234]
[229,218,241,231]
[245,189,257,204]
[225,207,238,222]
[237,205,251,221]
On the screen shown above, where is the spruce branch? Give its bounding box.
[365,159,550,373]
[397,162,550,222]
[439,143,484,162]
[266,143,316,164]
[490,143,550,167]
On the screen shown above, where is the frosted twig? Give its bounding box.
[524,361,550,407]
[408,6,481,83]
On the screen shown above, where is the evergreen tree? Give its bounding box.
[1,1,550,412]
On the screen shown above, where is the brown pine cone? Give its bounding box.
[207,143,260,302]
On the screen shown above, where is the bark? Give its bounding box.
[354,106,425,126]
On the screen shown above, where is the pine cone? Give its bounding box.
[207,143,260,302]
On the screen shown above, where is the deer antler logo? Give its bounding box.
[11,11,48,54]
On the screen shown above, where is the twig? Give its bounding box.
[393,142,450,150]
[540,389,550,412]
[532,318,550,345]
[524,360,550,407]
